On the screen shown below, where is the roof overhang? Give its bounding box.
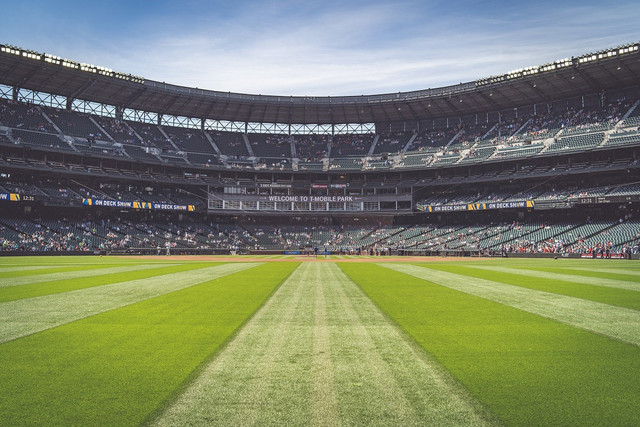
[0,42,638,124]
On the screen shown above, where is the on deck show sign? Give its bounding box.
[420,200,535,213]
[82,198,196,211]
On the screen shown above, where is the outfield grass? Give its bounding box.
[156,262,492,426]
[0,263,134,283]
[418,263,640,310]
[0,256,638,426]
[0,262,221,303]
[0,260,296,425]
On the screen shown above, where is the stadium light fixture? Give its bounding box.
[0,43,145,85]
[44,53,61,65]
[1,45,21,56]
[62,60,78,69]
[618,44,638,54]
[22,50,41,61]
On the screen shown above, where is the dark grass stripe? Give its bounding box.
[0,262,218,303]
[339,263,640,426]
[417,263,640,311]
[0,262,297,426]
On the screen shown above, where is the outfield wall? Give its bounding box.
[0,250,101,257]
[1,249,636,259]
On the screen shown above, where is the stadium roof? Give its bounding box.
[0,42,639,125]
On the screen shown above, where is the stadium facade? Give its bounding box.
[0,42,639,257]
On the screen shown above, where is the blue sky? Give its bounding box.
[2,0,638,96]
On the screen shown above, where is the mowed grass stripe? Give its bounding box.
[155,262,315,426]
[311,264,339,427]
[384,263,640,347]
[564,266,640,278]
[225,261,311,426]
[422,264,640,311]
[322,262,419,425]
[341,263,640,426]
[0,263,170,288]
[470,265,640,291]
[0,262,220,303]
[0,265,56,273]
[0,256,168,266]
[325,263,493,426]
[540,265,640,281]
[0,263,129,280]
[0,263,258,344]
[0,263,294,426]
[157,263,491,426]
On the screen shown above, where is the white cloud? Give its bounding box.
[3,1,639,96]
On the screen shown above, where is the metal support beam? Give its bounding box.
[159,95,179,115]
[120,86,147,109]
[442,97,462,116]
[574,66,602,92]
[15,66,41,90]
[476,91,502,112]
[67,78,96,105]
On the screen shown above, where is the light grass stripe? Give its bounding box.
[0,266,55,273]
[560,266,640,277]
[156,263,490,426]
[0,262,90,266]
[311,264,338,427]
[469,265,640,292]
[0,259,172,266]
[321,263,418,424]
[0,263,260,344]
[382,264,640,347]
[0,263,175,288]
[156,261,315,426]
[226,262,313,426]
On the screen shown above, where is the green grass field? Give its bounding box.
[0,256,638,426]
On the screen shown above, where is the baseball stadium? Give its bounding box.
[0,3,639,425]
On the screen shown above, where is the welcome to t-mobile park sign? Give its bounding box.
[262,195,363,203]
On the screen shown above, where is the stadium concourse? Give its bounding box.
[0,43,639,258]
